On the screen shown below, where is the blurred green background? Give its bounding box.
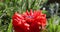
[0,0,60,32]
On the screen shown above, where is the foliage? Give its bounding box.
[46,15,60,32]
[0,0,60,32]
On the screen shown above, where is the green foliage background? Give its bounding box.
[0,0,60,32]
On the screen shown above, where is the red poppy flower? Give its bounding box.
[12,9,47,32]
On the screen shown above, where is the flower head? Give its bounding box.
[12,9,47,32]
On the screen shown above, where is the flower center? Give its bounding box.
[27,16,33,19]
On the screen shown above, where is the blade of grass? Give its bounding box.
[7,19,12,32]
[30,0,36,9]
[26,0,29,10]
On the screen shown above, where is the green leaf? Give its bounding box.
[30,0,36,9]
[57,25,60,32]
[7,19,12,32]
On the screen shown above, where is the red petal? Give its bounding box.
[30,9,33,15]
